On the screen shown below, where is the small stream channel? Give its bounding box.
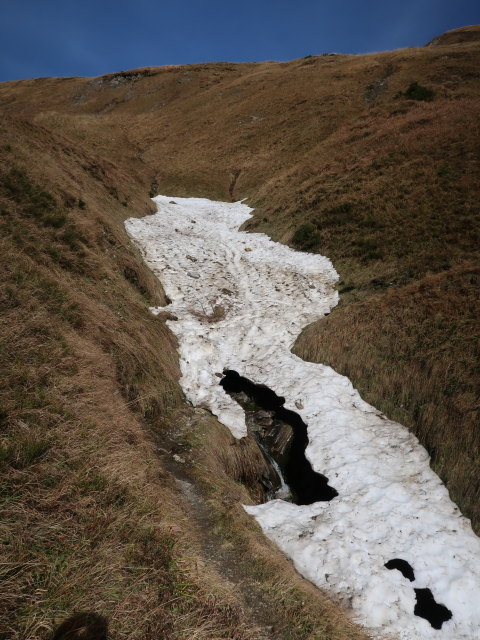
[220,370,338,505]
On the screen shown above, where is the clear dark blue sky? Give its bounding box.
[1,0,478,81]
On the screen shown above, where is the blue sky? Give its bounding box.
[1,0,478,81]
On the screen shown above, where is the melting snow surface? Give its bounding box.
[125,196,480,639]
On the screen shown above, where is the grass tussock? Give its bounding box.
[192,304,227,323]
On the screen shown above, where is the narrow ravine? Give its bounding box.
[220,369,338,505]
[125,196,480,640]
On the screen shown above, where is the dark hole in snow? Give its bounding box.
[385,558,415,582]
[385,559,453,628]
[220,370,338,505]
[414,588,452,629]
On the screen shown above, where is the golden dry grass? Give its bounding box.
[426,24,480,47]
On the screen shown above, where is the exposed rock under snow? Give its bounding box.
[125,196,480,639]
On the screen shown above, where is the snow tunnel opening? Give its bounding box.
[414,588,452,630]
[385,559,453,629]
[385,558,415,582]
[220,370,338,505]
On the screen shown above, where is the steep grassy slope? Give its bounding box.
[0,25,479,637]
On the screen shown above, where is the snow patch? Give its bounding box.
[125,195,480,639]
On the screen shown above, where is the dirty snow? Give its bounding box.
[125,196,480,639]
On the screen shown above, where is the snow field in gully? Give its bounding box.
[125,196,480,639]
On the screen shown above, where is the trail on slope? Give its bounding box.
[153,427,299,640]
[125,196,480,640]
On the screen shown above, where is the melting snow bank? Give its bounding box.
[125,196,480,639]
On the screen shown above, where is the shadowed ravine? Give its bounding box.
[220,370,338,505]
[125,196,480,639]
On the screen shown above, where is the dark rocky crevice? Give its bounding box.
[220,370,338,505]
[229,169,241,202]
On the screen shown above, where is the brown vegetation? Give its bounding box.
[0,24,479,638]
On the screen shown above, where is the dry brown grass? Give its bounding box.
[0,142,224,639]
[427,24,480,47]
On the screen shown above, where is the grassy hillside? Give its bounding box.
[0,25,478,638]
[0,120,368,639]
